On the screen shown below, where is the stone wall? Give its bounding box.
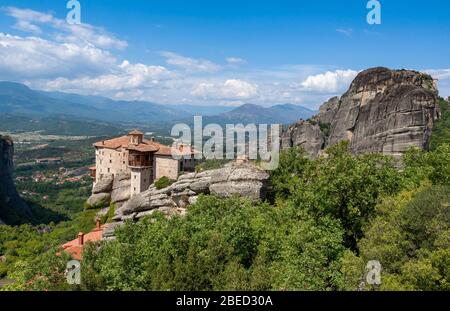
[154,155,179,180]
[95,147,128,182]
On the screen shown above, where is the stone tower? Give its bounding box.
[127,130,154,197]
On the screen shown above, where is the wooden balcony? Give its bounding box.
[128,154,152,168]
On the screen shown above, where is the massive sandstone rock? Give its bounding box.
[0,136,31,223]
[281,67,440,158]
[281,120,325,158]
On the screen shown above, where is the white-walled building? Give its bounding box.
[90,130,198,197]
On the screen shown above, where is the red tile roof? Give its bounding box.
[93,135,167,154]
[128,129,144,135]
[93,132,197,157]
[60,225,106,260]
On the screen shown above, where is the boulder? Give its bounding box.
[170,181,191,193]
[228,166,269,182]
[87,192,111,207]
[210,180,265,201]
[93,176,114,194]
[111,178,131,203]
[197,167,232,183]
[111,187,131,203]
[178,172,196,181]
[189,178,211,193]
[116,191,151,215]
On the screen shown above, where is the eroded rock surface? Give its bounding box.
[0,136,31,223]
[97,162,269,236]
[282,67,440,158]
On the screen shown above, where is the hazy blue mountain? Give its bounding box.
[203,103,317,125]
[0,82,316,126]
[173,104,235,116]
[0,82,186,123]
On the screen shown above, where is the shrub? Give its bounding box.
[195,159,229,172]
[154,176,175,190]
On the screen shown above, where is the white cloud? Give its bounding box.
[226,57,246,66]
[301,69,358,93]
[192,79,259,100]
[161,51,221,72]
[4,7,127,49]
[36,60,173,94]
[0,33,117,79]
[5,7,52,34]
[424,69,450,80]
[336,28,353,36]
[424,69,450,98]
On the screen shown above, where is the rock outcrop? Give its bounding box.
[98,163,269,238]
[112,162,269,222]
[282,67,440,158]
[0,136,31,224]
[281,120,325,158]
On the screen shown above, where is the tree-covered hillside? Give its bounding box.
[3,140,448,291]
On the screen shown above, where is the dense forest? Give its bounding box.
[0,98,449,291]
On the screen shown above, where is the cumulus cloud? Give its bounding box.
[161,51,222,73]
[301,69,358,93]
[36,60,173,94]
[0,33,117,79]
[192,79,259,100]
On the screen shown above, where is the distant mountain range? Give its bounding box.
[203,103,317,125]
[0,81,317,126]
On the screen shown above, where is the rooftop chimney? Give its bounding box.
[151,137,155,142]
[78,232,84,246]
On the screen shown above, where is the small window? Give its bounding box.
[110,160,112,164]
[134,187,136,192]
[108,168,110,173]
[134,175,137,179]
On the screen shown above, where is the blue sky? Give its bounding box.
[0,0,449,108]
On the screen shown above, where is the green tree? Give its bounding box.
[341,184,450,291]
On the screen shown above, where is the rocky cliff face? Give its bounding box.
[0,136,31,224]
[282,67,440,158]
